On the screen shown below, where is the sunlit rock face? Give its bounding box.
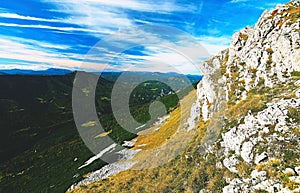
[194,1,300,192]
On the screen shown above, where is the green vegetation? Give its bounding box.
[287,107,300,124]
[0,72,200,192]
[266,47,273,54]
[291,71,300,77]
[237,161,252,178]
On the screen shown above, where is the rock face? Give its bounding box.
[193,1,300,192]
[223,2,300,103]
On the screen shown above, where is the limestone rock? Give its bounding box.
[254,152,268,164]
[283,168,296,176]
[289,176,300,184]
[223,156,240,173]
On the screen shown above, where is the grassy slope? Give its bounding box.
[0,72,197,193]
[69,89,227,193]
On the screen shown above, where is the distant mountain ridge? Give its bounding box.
[0,68,73,75]
[0,68,202,78]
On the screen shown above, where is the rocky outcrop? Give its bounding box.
[224,1,300,101]
[222,97,300,162]
[194,1,300,192]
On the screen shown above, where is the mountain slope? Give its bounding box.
[69,1,300,192]
[0,72,196,193]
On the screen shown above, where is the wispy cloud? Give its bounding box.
[0,0,207,73]
[0,12,62,22]
[42,0,134,31]
[0,22,114,34]
[230,0,248,3]
[40,0,200,35]
[44,0,195,14]
[0,36,113,71]
[197,36,231,55]
[0,0,286,73]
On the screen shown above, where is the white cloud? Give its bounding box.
[0,0,228,74]
[0,12,62,22]
[0,36,112,71]
[45,0,192,14]
[124,52,202,74]
[0,8,131,36]
[42,0,133,33]
[0,64,52,70]
[3,36,71,50]
[77,29,230,74]
[0,22,113,34]
[39,0,198,36]
[230,0,248,3]
[0,33,231,73]
[101,39,209,74]
[198,36,231,55]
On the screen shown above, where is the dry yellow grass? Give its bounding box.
[226,93,267,121]
[94,130,112,138]
[131,89,198,169]
[133,89,197,150]
[68,89,226,193]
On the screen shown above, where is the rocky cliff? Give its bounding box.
[195,1,300,192]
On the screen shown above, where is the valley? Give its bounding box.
[0,72,200,193]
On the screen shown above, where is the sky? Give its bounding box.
[0,0,287,74]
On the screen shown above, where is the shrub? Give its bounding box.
[239,33,249,41]
[266,47,274,54]
[291,71,300,76]
[287,107,300,124]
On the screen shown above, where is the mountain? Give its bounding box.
[98,71,202,86]
[0,68,72,75]
[68,1,300,192]
[0,71,196,193]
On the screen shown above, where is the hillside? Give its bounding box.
[69,1,300,192]
[0,72,198,192]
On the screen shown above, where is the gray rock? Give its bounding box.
[254,152,268,164]
[241,141,255,163]
[251,170,267,182]
[223,156,240,173]
[289,176,300,184]
[283,168,296,176]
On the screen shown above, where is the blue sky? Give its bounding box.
[0,0,287,74]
